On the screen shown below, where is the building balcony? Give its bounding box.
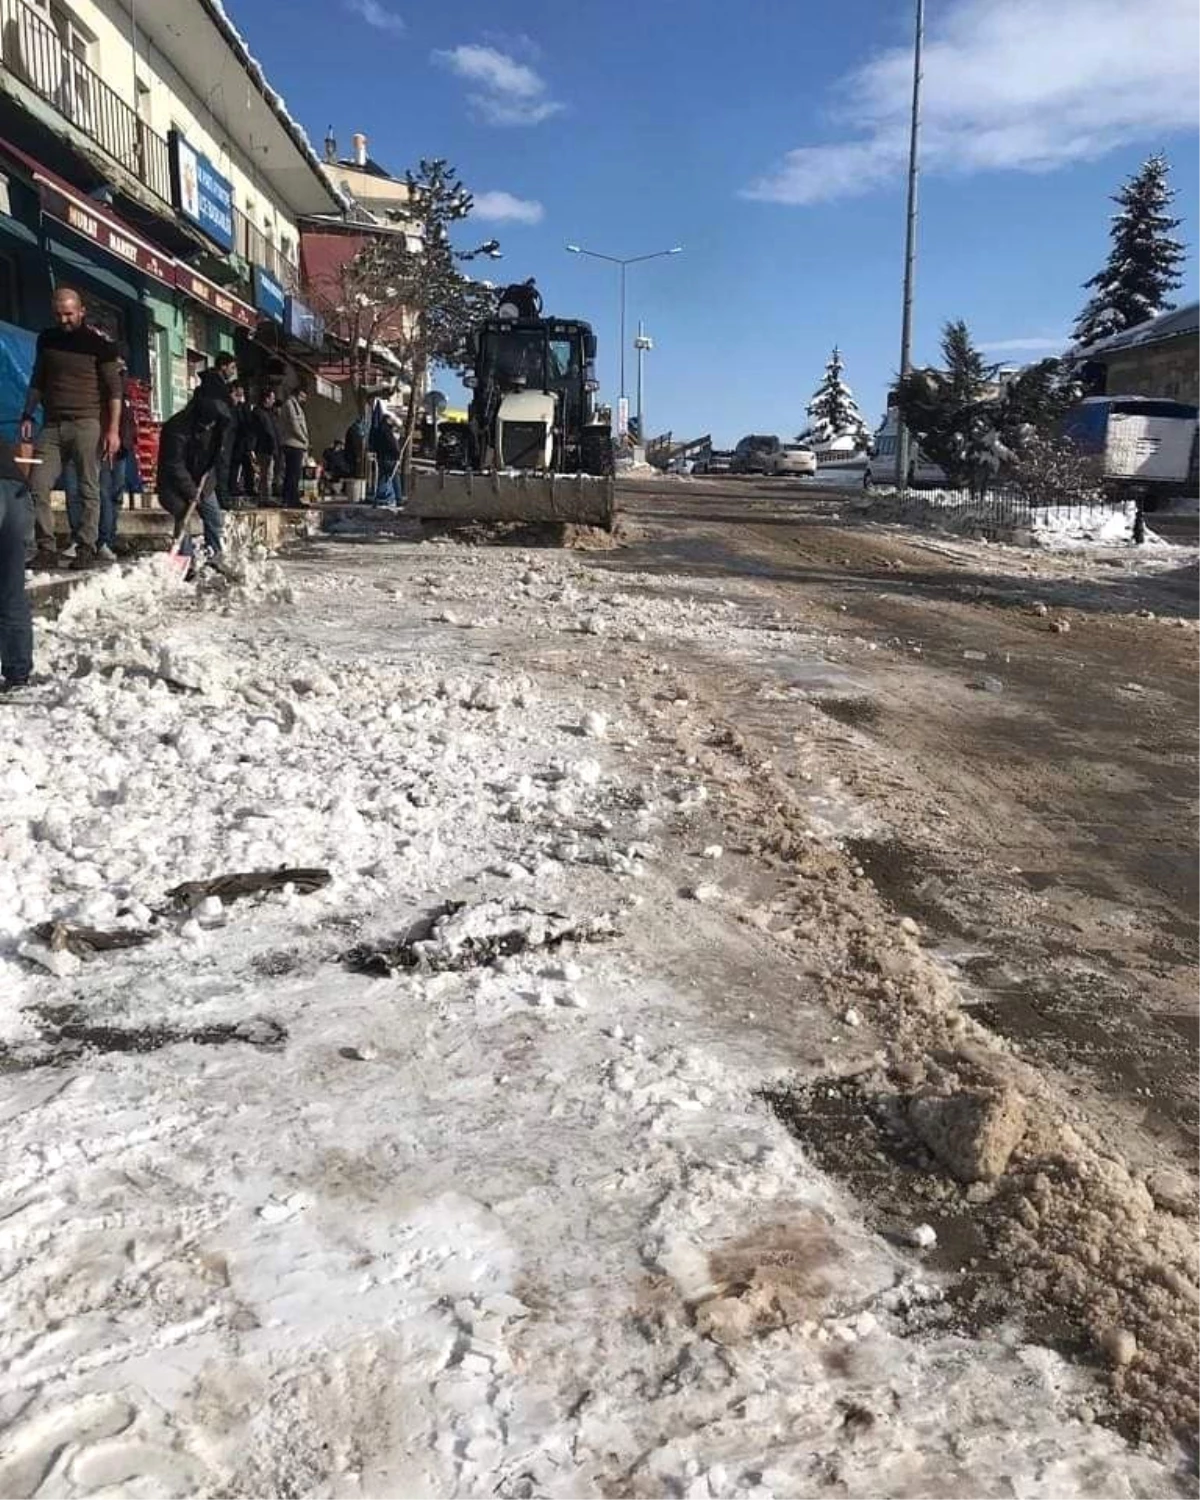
[231,206,298,293]
[0,0,172,203]
[0,0,299,292]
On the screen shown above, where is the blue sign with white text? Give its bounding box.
[253,265,286,322]
[169,131,234,254]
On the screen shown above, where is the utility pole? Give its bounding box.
[634,321,653,444]
[565,244,682,436]
[895,0,925,490]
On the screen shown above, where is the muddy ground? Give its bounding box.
[604,477,1198,1177]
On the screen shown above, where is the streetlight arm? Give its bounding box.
[565,245,623,265]
[624,247,684,265]
[566,245,684,266]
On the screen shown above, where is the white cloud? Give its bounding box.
[345,0,405,33]
[744,0,1199,204]
[978,336,1067,353]
[433,43,564,126]
[471,191,545,225]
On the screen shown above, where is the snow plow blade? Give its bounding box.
[408,470,616,531]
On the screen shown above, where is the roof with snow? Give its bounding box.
[165,0,349,216]
[1076,302,1199,358]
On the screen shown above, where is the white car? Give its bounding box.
[777,444,818,477]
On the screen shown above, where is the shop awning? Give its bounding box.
[0,136,261,332]
[175,265,257,330]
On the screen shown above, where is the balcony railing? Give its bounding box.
[0,0,300,293]
[231,205,298,292]
[0,0,171,202]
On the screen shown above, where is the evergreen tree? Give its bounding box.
[940,319,989,403]
[1073,153,1186,347]
[798,346,869,449]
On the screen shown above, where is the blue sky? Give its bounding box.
[235,0,1198,447]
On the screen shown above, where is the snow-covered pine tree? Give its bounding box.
[1072,153,1186,348]
[797,346,869,450]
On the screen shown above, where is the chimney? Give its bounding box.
[324,127,337,163]
[352,133,367,167]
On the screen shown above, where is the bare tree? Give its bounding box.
[305,160,498,486]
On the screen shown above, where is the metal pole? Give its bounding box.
[895,0,924,490]
[636,319,645,443]
[619,263,627,402]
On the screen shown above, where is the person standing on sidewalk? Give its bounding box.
[20,287,122,571]
[227,384,256,503]
[278,386,309,509]
[0,435,34,689]
[250,389,282,506]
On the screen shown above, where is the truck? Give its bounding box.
[408,281,616,530]
[1061,396,1199,504]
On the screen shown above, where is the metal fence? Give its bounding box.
[875,484,1133,538]
[0,0,172,203]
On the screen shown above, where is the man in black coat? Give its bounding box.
[156,395,226,556]
[249,389,282,505]
[196,352,236,507]
[227,383,256,503]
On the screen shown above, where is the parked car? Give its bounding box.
[777,443,818,477]
[732,434,784,475]
[700,449,735,475]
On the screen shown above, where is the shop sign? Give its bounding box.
[177,269,257,330]
[36,181,176,289]
[169,131,234,254]
[252,264,286,322]
[284,295,324,348]
[315,375,342,403]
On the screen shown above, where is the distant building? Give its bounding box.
[1075,303,1199,406]
[299,130,423,438]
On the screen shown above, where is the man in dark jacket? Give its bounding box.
[227,384,256,503]
[156,395,226,557]
[20,286,122,570]
[0,436,34,689]
[250,389,282,505]
[196,352,236,507]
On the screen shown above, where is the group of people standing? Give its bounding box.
[0,284,320,690]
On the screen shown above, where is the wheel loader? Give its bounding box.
[408,281,616,530]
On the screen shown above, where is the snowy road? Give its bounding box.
[0,512,1195,1497]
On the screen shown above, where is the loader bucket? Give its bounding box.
[409,469,617,531]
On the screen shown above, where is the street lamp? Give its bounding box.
[633,322,653,445]
[895,0,925,489]
[565,244,682,427]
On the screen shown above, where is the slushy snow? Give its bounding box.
[0,543,1183,1498]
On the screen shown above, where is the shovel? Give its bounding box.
[163,473,210,578]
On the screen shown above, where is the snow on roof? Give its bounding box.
[199,0,350,213]
[1076,301,1199,358]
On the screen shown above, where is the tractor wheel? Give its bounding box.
[580,428,615,478]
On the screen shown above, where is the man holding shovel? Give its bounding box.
[155,394,226,564]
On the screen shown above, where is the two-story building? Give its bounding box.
[0,0,343,462]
